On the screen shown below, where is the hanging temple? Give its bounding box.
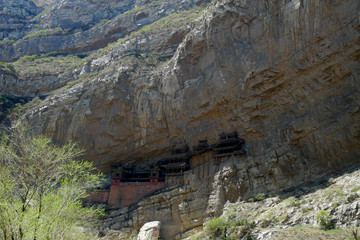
[84,131,246,207]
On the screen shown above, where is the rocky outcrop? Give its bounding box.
[0,64,76,98]
[0,0,42,40]
[100,158,360,239]
[189,167,360,240]
[137,221,161,240]
[0,23,191,97]
[0,0,208,61]
[37,0,135,30]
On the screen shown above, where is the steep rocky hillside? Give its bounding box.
[0,0,359,238]
[0,0,208,61]
[102,167,360,239]
[186,167,360,240]
[0,0,42,40]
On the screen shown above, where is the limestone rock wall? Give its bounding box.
[21,0,360,237]
[26,0,360,171]
[0,0,42,40]
[0,0,208,61]
[0,25,191,98]
[37,0,135,30]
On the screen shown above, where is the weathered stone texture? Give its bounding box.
[137,221,161,240]
[18,0,360,237]
[0,0,41,40]
[26,0,360,172]
[0,0,208,61]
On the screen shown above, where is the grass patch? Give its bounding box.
[205,217,256,240]
[322,187,345,201]
[189,232,205,240]
[283,196,300,207]
[0,38,16,45]
[275,213,289,223]
[273,225,355,240]
[301,206,312,213]
[254,193,266,201]
[122,0,162,15]
[265,210,273,219]
[5,53,86,78]
[351,186,360,193]
[90,5,207,59]
[22,27,69,40]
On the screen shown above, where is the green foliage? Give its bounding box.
[91,5,207,60]
[189,232,205,240]
[135,6,205,34]
[205,217,255,239]
[0,95,27,114]
[6,97,43,121]
[275,213,289,223]
[350,228,360,240]
[22,27,67,40]
[283,196,300,207]
[301,206,312,213]
[351,186,360,193]
[264,210,274,219]
[92,18,111,29]
[316,210,333,230]
[254,193,266,201]
[0,38,16,45]
[0,126,104,239]
[9,53,85,79]
[0,96,31,124]
[123,0,162,15]
[322,187,345,201]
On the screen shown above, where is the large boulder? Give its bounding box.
[137,221,161,240]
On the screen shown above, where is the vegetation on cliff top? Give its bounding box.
[0,53,84,78]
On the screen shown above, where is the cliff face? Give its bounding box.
[0,0,41,40]
[1,0,359,238]
[0,0,207,61]
[25,0,360,171]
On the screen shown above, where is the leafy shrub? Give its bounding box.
[22,27,67,40]
[205,217,227,238]
[322,187,344,201]
[301,206,312,213]
[205,217,256,239]
[255,193,266,201]
[351,186,360,193]
[316,210,333,230]
[275,213,289,223]
[283,196,300,207]
[189,232,205,240]
[0,126,104,239]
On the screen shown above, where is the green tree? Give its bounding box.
[0,126,103,240]
[316,210,333,230]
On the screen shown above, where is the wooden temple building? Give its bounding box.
[213,132,246,158]
[191,139,211,156]
[85,131,246,208]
